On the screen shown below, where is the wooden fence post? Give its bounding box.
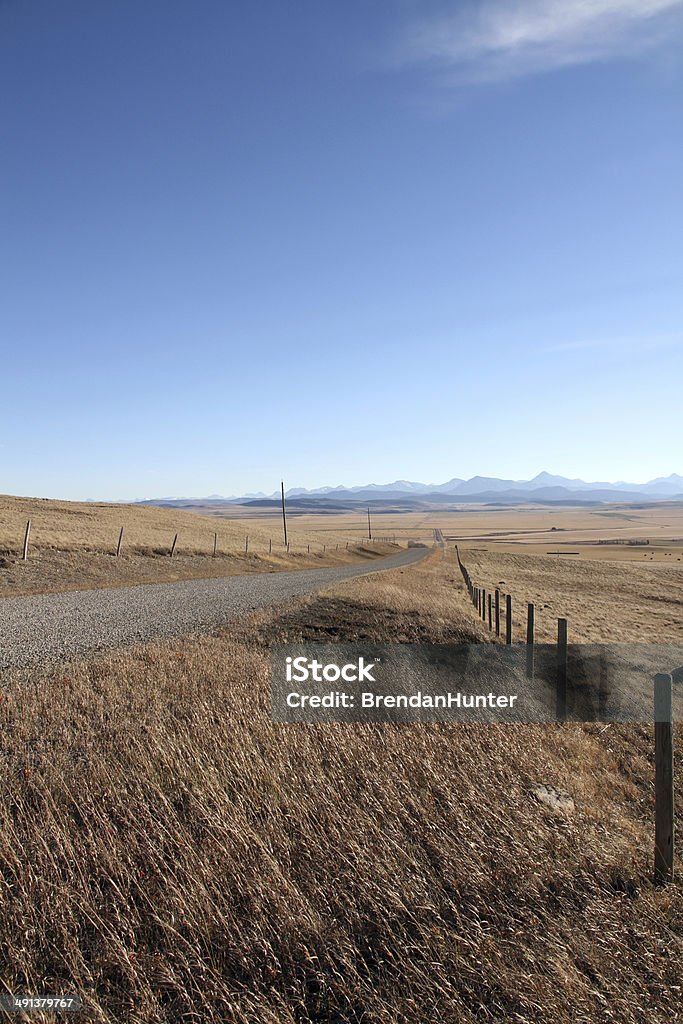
[506,594,512,645]
[482,588,487,621]
[245,536,249,554]
[556,618,568,720]
[269,538,272,554]
[170,533,178,558]
[526,603,535,679]
[213,532,218,557]
[488,593,492,630]
[495,589,500,637]
[22,520,31,561]
[654,672,674,884]
[116,526,124,558]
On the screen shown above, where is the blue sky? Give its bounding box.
[1,0,682,500]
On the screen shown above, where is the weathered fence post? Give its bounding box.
[654,672,674,884]
[245,536,249,554]
[116,526,124,558]
[22,520,31,561]
[170,533,178,558]
[269,538,272,554]
[505,594,512,645]
[213,532,218,557]
[488,593,492,630]
[482,588,487,621]
[556,618,568,721]
[526,603,535,679]
[495,589,500,637]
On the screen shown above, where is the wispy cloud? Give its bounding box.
[397,0,683,82]
[540,331,682,354]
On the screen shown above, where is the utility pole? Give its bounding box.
[367,506,372,540]
[281,480,288,547]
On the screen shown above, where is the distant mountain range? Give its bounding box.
[135,472,683,509]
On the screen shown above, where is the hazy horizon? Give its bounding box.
[7,468,683,505]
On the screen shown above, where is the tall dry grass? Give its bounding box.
[0,553,681,1021]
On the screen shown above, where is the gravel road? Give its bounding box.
[0,547,428,669]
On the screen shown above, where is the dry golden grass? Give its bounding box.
[0,496,395,597]
[298,504,683,564]
[459,547,683,644]
[0,553,681,1022]
[320,547,493,641]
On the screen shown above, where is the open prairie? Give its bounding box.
[0,495,396,597]
[1,549,681,1023]
[459,546,683,644]
[5,496,682,645]
[231,502,683,644]
[239,501,683,563]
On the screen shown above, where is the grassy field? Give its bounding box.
[5,495,682,601]
[1,550,681,1023]
[0,496,396,597]
[458,547,683,644]
[2,500,682,1021]
[244,503,683,644]
[244,502,683,563]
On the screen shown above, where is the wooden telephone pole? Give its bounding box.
[281,481,288,547]
[367,506,372,540]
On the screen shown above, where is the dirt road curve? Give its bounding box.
[0,547,429,669]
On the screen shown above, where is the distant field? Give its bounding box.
[232,502,683,645]
[460,547,683,644]
[226,501,683,563]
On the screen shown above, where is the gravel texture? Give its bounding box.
[0,547,428,669]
